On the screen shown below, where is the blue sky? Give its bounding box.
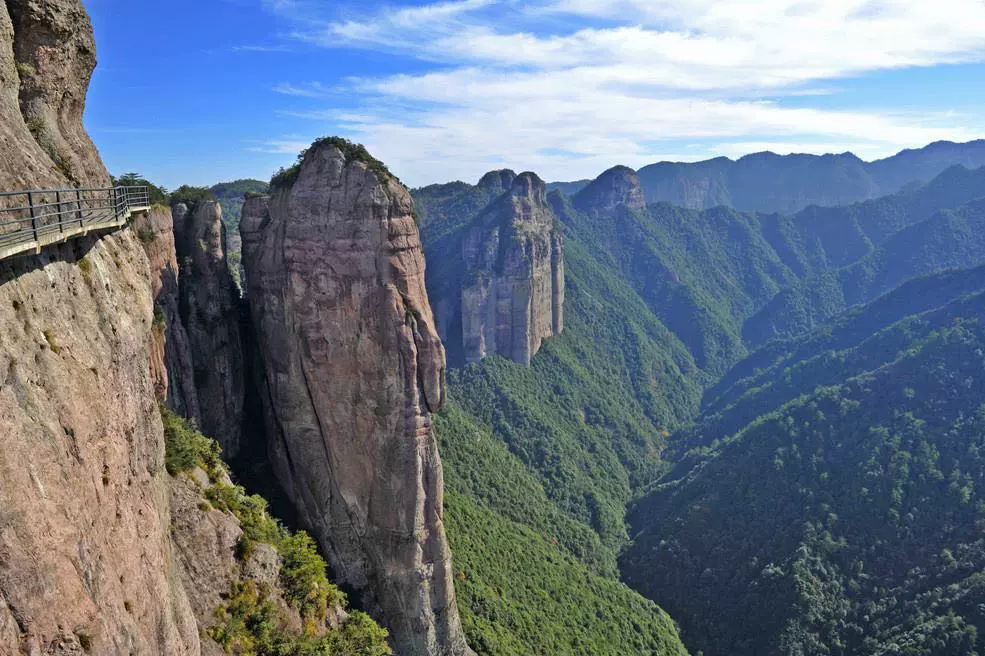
[83,0,985,190]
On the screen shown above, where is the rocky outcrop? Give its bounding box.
[0,3,205,653]
[173,201,244,458]
[460,172,564,365]
[241,141,473,656]
[476,168,516,193]
[574,165,646,216]
[5,0,107,187]
[134,207,200,421]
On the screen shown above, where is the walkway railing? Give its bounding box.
[0,186,151,261]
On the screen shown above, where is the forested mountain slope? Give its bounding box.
[553,164,985,376]
[746,197,985,343]
[414,173,698,655]
[623,270,985,656]
[415,151,985,656]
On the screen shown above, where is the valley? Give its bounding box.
[1,1,985,654]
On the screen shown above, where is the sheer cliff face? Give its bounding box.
[461,172,565,365]
[0,2,202,653]
[172,201,244,457]
[134,207,200,421]
[241,143,472,656]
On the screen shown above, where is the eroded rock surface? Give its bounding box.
[241,142,473,656]
[134,206,200,421]
[6,0,107,187]
[173,201,244,457]
[0,3,204,652]
[461,172,564,365]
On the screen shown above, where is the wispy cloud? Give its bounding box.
[231,44,293,53]
[248,138,312,154]
[261,0,985,185]
[273,82,336,98]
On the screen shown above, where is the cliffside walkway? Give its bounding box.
[0,186,151,261]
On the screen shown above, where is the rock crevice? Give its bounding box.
[172,200,245,457]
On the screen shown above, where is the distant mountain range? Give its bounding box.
[546,140,985,215]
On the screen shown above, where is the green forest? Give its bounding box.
[413,161,985,655]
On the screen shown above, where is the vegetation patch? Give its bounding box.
[160,408,391,655]
[137,227,156,244]
[161,406,222,477]
[209,580,390,656]
[15,61,35,78]
[270,137,396,190]
[42,329,60,354]
[170,185,215,208]
[113,173,169,206]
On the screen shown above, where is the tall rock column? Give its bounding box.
[173,201,244,457]
[133,207,200,421]
[241,141,473,656]
[461,172,565,365]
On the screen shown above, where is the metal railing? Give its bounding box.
[0,186,151,260]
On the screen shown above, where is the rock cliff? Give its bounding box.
[574,165,646,216]
[460,172,564,365]
[0,2,204,652]
[134,207,200,421]
[5,0,106,187]
[172,201,244,457]
[241,140,473,656]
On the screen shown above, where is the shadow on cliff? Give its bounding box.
[226,298,367,605]
[0,228,115,283]
[228,299,298,523]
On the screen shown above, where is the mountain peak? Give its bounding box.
[574,165,645,215]
[478,169,517,191]
[510,171,547,205]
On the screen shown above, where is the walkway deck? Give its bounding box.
[0,186,150,261]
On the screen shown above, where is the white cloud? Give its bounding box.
[262,0,985,186]
[273,82,335,98]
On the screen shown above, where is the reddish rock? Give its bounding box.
[133,207,200,421]
[241,141,472,656]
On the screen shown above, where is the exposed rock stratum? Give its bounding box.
[0,1,203,652]
[460,172,564,365]
[241,142,474,656]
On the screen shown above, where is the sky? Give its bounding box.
[83,0,985,190]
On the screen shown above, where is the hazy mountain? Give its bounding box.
[545,140,985,215]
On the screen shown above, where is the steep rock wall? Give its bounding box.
[0,2,205,653]
[134,207,200,421]
[241,142,473,656]
[172,201,244,457]
[573,165,646,217]
[460,172,564,365]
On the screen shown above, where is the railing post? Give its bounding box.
[28,191,38,247]
[76,189,84,230]
[56,191,63,235]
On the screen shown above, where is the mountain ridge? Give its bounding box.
[539,139,985,214]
